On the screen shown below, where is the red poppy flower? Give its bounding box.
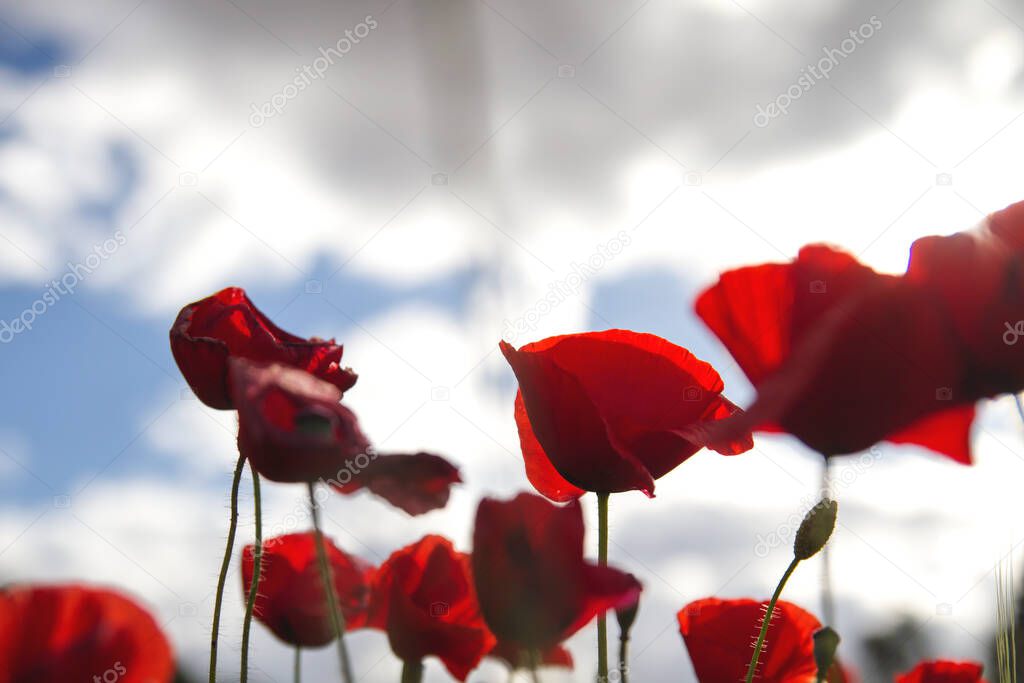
[500,330,753,501]
[472,493,642,656]
[231,358,371,482]
[696,245,975,461]
[907,200,1024,399]
[488,640,573,670]
[0,584,174,683]
[896,661,986,683]
[170,287,357,409]
[332,451,462,515]
[677,597,819,682]
[369,535,495,681]
[241,532,374,647]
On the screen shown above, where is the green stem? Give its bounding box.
[597,492,610,682]
[820,459,835,626]
[618,633,630,683]
[745,558,801,683]
[294,646,301,683]
[309,482,355,683]
[528,649,543,683]
[240,463,262,683]
[400,659,424,683]
[209,452,245,683]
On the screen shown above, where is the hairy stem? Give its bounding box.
[209,452,245,683]
[240,463,262,683]
[309,482,355,683]
[746,558,800,683]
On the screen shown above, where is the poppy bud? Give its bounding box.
[794,498,837,560]
[616,597,640,638]
[813,626,840,682]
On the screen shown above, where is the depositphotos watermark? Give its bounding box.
[0,231,127,344]
[754,15,882,128]
[1004,321,1024,345]
[93,661,127,683]
[249,15,379,127]
[501,231,632,343]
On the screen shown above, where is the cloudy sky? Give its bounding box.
[2,0,1024,680]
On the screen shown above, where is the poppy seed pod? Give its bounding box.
[794,498,838,561]
[616,597,640,637]
[813,626,841,680]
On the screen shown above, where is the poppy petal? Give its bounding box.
[242,533,374,647]
[370,535,494,680]
[698,246,976,459]
[895,660,986,683]
[501,340,656,496]
[678,597,819,683]
[170,287,356,409]
[0,584,174,683]
[473,494,641,653]
[231,359,372,482]
[333,451,462,515]
[513,392,586,502]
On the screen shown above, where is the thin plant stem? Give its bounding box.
[294,647,301,683]
[745,558,800,683]
[401,659,424,683]
[240,463,263,683]
[597,492,610,682]
[820,458,835,626]
[209,452,245,683]
[528,649,543,683]
[309,482,355,683]
[618,632,630,683]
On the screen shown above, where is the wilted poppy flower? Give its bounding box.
[500,330,753,501]
[678,597,820,682]
[472,493,641,657]
[241,532,374,647]
[170,286,357,409]
[231,358,371,482]
[333,451,462,515]
[896,660,986,683]
[696,244,976,461]
[369,535,495,681]
[0,584,174,683]
[907,199,1024,400]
